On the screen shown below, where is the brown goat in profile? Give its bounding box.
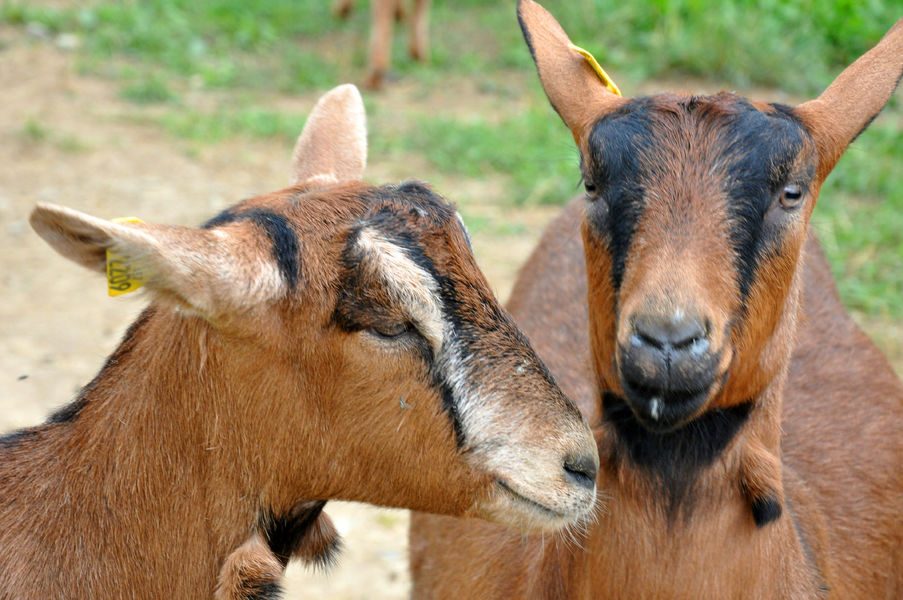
[0,84,599,598]
[410,2,903,598]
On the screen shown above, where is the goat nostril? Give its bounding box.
[563,454,598,490]
[633,313,707,351]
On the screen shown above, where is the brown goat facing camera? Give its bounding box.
[410,2,903,598]
[0,84,600,599]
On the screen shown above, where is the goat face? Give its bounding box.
[194,178,599,529]
[580,94,817,430]
[518,0,901,433]
[29,85,599,531]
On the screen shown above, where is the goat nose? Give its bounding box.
[563,453,598,490]
[633,312,707,351]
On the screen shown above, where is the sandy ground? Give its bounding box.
[1,25,899,600]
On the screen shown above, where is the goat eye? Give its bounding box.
[584,181,598,195]
[370,322,411,340]
[780,184,804,209]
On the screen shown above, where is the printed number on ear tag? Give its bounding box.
[569,44,622,97]
[106,217,146,297]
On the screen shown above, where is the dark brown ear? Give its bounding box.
[795,19,902,180]
[517,0,626,145]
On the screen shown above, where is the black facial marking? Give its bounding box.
[720,100,808,301]
[0,307,154,452]
[332,182,533,449]
[333,216,468,448]
[603,391,753,518]
[750,494,783,527]
[586,101,655,290]
[261,501,330,567]
[201,208,238,229]
[585,96,812,305]
[202,208,300,290]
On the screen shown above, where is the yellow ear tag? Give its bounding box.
[570,44,622,97]
[106,217,146,297]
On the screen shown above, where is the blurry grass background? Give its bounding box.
[3,0,899,320]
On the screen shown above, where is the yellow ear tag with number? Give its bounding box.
[106,217,146,297]
[570,44,622,97]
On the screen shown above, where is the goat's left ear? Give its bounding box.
[517,0,627,147]
[290,84,367,186]
[30,203,286,317]
[795,19,902,180]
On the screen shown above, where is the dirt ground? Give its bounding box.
[1,26,899,600]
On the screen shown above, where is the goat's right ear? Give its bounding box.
[795,19,902,181]
[517,0,626,146]
[30,203,285,317]
[290,83,367,186]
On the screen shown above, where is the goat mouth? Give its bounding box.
[495,480,568,520]
[620,375,713,432]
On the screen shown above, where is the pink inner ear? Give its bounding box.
[290,84,367,186]
[29,205,116,274]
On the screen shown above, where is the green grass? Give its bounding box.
[20,118,49,142]
[120,75,178,104]
[159,108,306,143]
[815,119,903,318]
[403,108,580,205]
[19,117,89,153]
[2,1,898,95]
[2,0,900,317]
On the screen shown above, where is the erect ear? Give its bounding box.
[290,83,367,186]
[517,0,626,146]
[30,203,286,316]
[795,19,902,181]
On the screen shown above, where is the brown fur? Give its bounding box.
[333,0,431,90]
[410,3,902,598]
[0,85,597,598]
[215,534,285,600]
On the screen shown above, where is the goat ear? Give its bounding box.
[290,83,367,186]
[517,0,626,145]
[30,203,285,316]
[795,19,902,181]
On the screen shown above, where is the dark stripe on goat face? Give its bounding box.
[332,187,471,447]
[333,182,543,450]
[718,101,808,302]
[333,222,468,448]
[583,95,812,309]
[585,100,655,292]
[202,208,300,289]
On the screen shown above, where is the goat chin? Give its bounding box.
[475,479,598,533]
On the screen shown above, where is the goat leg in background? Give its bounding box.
[216,505,343,599]
[333,0,354,20]
[365,0,398,89]
[215,533,284,600]
[408,0,430,62]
